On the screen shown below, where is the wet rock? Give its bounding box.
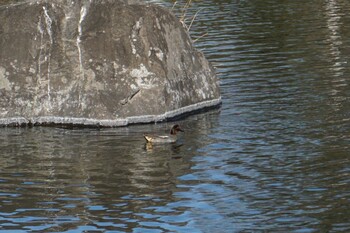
[0,0,221,127]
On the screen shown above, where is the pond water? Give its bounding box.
[1,0,350,232]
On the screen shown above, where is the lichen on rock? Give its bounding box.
[0,0,221,127]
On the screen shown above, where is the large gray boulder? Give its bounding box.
[0,0,221,127]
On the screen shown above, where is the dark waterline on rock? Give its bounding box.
[1,0,350,232]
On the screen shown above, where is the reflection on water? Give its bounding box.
[0,114,221,232]
[325,0,345,76]
[1,0,350,232]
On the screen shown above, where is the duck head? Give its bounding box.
[170,124,184,135]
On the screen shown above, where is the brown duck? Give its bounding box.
[144,125,184,143]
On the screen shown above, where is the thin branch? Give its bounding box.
[187,8,203,32]
[171,1,177,11]
[193,32,208,43]
[180,0,192,23]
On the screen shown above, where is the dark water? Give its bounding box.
[1,0,350,232]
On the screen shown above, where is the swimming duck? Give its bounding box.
[144,124,184,143]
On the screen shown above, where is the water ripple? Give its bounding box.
[1,0,350,232]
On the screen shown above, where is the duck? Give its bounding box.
[144,124,184,143]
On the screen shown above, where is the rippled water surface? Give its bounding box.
[1,0,350,232]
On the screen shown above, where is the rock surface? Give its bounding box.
[0,0,221,127]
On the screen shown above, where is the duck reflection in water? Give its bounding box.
[144,142,184,156]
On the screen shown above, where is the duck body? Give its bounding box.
[144,134,177,143]
[144,125,184,144]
